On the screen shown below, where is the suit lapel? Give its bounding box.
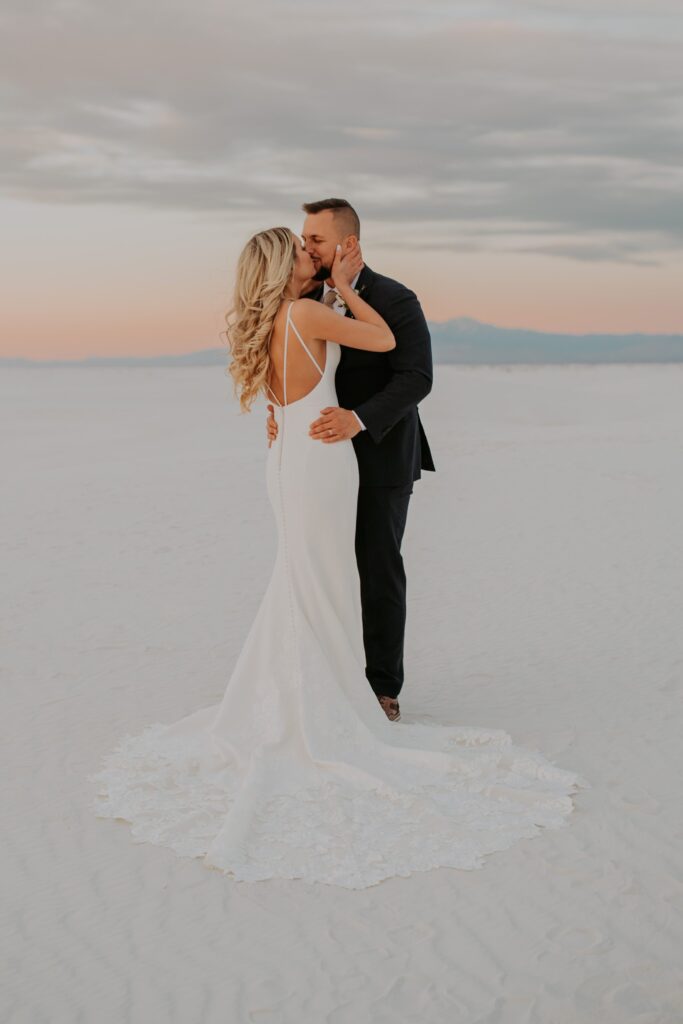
[344,264,374,318]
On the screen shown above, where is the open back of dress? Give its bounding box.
[266,301,326,409]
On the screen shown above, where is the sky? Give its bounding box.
[1,0,682,359]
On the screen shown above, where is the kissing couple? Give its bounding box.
[92,197,586,889]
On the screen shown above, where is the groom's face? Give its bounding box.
[302,210,355,282]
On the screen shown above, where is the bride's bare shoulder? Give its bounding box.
[290,297,320,318]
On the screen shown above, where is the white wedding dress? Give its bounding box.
[91,302,588,888]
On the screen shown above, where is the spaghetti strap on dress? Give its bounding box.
[266,301,324,408]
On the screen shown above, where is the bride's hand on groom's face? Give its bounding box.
[332,242,363,286]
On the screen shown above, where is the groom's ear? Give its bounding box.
[343,234,359,252]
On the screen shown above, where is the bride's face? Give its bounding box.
[291,234,315,283]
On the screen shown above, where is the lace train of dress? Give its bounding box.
[91,310,589,889]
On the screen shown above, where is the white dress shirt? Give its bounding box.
[323,272,366,432]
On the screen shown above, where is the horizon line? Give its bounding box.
[3,316,683,365]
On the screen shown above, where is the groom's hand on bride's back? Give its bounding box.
[267,404,278,447]
[309,407,362,443]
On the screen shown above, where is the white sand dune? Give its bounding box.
[2,364,682,1023]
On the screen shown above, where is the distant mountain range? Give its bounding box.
[428,318,683,364]
[3,317,683,366]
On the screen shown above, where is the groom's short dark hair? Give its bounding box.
[302,198,360,239]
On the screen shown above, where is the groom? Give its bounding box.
[267,198,435,721]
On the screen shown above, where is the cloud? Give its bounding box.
[0,0,682,262]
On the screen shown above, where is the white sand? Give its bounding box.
[2,363,682,1023]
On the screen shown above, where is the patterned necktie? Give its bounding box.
[323,288,338,308]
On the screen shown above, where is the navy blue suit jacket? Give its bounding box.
[310,264,435,487]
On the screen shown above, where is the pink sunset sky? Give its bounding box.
[1,1,682,360]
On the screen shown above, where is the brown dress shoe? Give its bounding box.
[378,695,401,722]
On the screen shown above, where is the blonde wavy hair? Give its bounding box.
[224,226,297,412]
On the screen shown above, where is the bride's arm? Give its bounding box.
[295,298,393,353]
[294,245,395,353]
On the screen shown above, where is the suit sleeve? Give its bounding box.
[352,288,433,445]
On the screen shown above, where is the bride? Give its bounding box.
[91,226,587,889]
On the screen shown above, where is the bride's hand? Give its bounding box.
[331,242,363,288]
